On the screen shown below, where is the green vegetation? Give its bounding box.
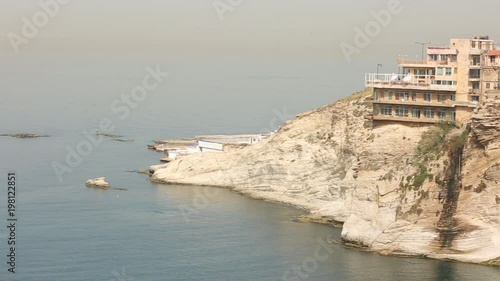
[474,181,487,193]
[415,121,457,161]
[413,163,429,188]
[382,170,394,181]
[449,125,470,152]
[396,121,467,221]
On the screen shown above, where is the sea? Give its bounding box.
[0,54,499,281]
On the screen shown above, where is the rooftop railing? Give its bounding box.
[365,73,457,91]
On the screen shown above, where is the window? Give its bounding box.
[424,93,432,102]
[486,83,491,89]
[472,55,481,65]
[412,108,421,118]
[424,108,434,119]
[441,55,449,61]
[382,105,392,116]
[446,68,452,75]
[433,80,456,86]
[449,110,456,121]
[450,55,457,62]
[388,91,393,100]
[470,69,481,79]
[398,91,409,101]
[472,96,480,103]
[438,94,446,102]
[416,69,426,78]
[472,82,480,90]
[374,90,379,101]
[429,55,438,61]
[437,68,444,75]
[396,106,409,117]
[412,93,417,101]
[450,94,456,101]
[438,109,447,119]
[491,56,496,63]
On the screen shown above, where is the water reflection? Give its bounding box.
[151,183,500,280]
[437,262,456,281]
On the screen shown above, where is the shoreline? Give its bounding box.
[146,89,500,267]
[150,175,500,267]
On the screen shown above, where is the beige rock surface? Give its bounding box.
[151,89,500,265]
[86,177,111,189]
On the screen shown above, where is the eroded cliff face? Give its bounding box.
[151,89,500,265]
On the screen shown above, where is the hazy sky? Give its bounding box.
[2,0,500,130]
[2,0,500,61]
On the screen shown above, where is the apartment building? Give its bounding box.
[365,36,499,124]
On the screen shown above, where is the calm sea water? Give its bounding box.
[0,55,499,281]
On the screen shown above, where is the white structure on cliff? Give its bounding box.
[197,134,268,152]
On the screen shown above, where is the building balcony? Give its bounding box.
[373,99,456,108]
[397,59,449,66]
[483,63,500,68]
[365,73,457,91]
[372,115,450,124]
[373,98,477,108]
[469,88,481,95]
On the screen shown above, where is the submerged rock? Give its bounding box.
[136,169,151,175]
[95,130,123,138]
[86,177,111,189]
[112,138,134,142]
[0,133,49,138]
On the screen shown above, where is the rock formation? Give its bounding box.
[86,177,111,189]
[150,89,500,265]
[0,133,49,138]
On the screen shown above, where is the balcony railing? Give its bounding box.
[397,59,427,65]
[372,114,455,124]
[398,59,448,65]
[372,99,456,108]
[365,73,457,91]
[469,88,481,95]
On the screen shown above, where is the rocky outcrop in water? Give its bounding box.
[150,89,500,265]
[86,177,111,189]
[0,133,49,138]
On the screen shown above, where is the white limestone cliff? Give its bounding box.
[151,89,500,265]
